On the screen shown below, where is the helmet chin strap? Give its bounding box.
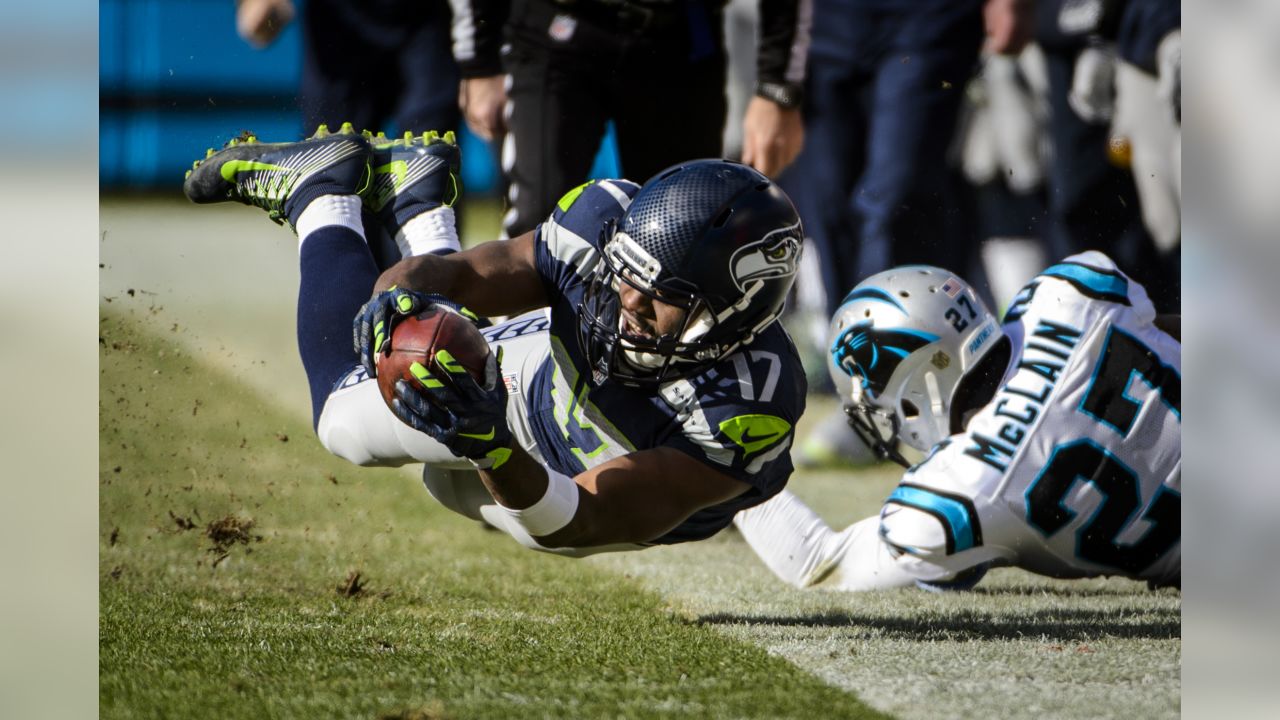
[719,281,763,323]
[925,371,947,440]
[916,370,953,450]
[698,281,775,362]
[682,305,716,343]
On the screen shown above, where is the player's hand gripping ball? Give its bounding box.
[375,305,515,469]
[354,287,483,379]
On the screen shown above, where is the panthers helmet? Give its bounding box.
[827,266,1005,466]
[579,160,803,387]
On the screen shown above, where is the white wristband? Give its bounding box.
[499,468,579,537]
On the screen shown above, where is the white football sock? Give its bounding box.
[295,194,365,249]
[395,206,461,257]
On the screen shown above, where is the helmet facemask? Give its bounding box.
[575,159,803,389]
[843,355,958,468]
[841,369,915,468]
[579,225,728,388]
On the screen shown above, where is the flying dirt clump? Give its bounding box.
[205,515,261,565]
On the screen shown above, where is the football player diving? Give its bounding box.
[184,126,806,556]
[735,256,1181,590]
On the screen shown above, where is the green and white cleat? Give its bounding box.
[364,130,462,231]
[183,123,373,226]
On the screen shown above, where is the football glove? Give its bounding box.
[352,287,484,378]
[392,346,514,470]
[1068,44,1117,124]
[1156,31,1181,124]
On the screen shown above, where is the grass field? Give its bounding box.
[100,197,1180,719]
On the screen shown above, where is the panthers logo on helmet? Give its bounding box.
[830,321,939,398]
[729,223,801,292]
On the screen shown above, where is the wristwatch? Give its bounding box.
[755,80,804,110]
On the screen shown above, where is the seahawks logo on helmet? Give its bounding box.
[830,321,939,398]
[729,223,801,292]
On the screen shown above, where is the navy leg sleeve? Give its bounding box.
[296,225,380,428]
[854,6,983,277]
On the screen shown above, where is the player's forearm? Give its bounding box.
[476,445,601,548]
[477,443,551,509]
[823,516,922,592]
[374,234,546,317]
[735,489,843,588]
[478,446,678,548]
[375,252,458,297]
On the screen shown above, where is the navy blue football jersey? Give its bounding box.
[522,179,807,544]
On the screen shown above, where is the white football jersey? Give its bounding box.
[877,251,1181,586]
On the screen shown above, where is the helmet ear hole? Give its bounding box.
[900,399,920,419]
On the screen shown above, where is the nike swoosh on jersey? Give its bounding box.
[718,414,793,457]
[738,428,780,444]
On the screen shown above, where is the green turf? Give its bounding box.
[593,402,1182,720]
[99,309,888,720]
[100,196,1180,720]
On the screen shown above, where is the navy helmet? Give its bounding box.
[579,160,803,387]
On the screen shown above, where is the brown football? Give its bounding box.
[375,307,491,409]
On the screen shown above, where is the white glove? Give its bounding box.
[1156,30,1181,123]
[984,53,1046,193]
[1068,44,1117,123]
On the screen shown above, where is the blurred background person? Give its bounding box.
[237,0,461,137]
[958,46,1053,314]
[1099,0,1180,310]
[1034,0,1178,312]
[789,0,1032,467]
[447,0,811,239]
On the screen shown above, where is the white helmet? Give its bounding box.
[826,266,1005,466]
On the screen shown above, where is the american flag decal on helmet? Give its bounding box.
[940,278,963,298]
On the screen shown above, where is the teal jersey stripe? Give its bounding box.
[886,485,979,553]
[1041,263,1129,303]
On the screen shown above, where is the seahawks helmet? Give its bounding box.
[579,160,803,387]
[827,266,1007,466]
